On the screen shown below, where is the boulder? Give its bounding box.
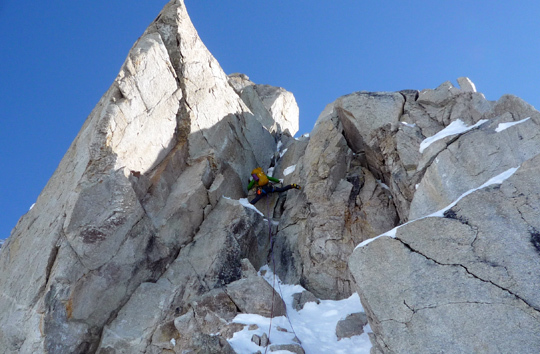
[226,276,287,318]
[270,343,306,353]
[457,76,477,92]
[291,290,320,311]
[417,81,461,107]
[335,312,368,340]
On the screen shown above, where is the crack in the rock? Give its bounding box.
[514,204,540,256]
[396,237,540,314]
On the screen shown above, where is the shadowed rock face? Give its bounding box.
[0,1,286,352]
[1,0,540,353]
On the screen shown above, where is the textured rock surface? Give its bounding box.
[1,0,540,352]
[0,1,288,352]
[291,290,320,311]
[336,312,368,340]
[96,196,274,353]
[350,109,540,352]
[227,72,300,136]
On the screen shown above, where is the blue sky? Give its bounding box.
[1,1,539,240]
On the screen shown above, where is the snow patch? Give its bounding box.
[228,266,372,353]
[376,180,390,191]
[279,148,288,158]
[238,198,265,216]
[356,166,520,249]
[223,196,265,217]
[401,122,416,128]
[283,165,296,176]
[419,119,488,153]
[495,117,530,133]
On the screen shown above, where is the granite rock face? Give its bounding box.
[347,87,540,352]
[1,0,540,352]
[350,157,540,353]
[0,1,294,353]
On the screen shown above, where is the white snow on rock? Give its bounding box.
[376,180,390,191]
[356,166,520,249]
[495,117,530,132]
[228,266,371,354]
[223,196,265,217]
[400,121,416,128]
[283,165,296,176]
[238,198,265,216]
[419,119,488,153]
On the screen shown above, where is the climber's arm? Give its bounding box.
[268,176,280,184]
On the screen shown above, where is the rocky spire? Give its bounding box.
[0,1,293,352]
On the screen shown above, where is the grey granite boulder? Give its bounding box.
[226,276,287,318]
[336,312,368,340]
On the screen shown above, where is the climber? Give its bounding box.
[247,167,301,205]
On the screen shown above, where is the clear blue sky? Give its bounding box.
[1,0,539,240]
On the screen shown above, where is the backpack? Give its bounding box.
[252,167,269,186]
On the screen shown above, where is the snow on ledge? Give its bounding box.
[419,119,488,153]
[222,196,265,216]
[283,165,296,176]
[495,117,530,133]
[238,198,265,216]
[401,121,416,128]
[355,166,520,249]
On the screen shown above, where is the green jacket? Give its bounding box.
[247,174,280,190]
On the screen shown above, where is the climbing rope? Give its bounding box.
[265,196,276,354]
[264,193,300,353]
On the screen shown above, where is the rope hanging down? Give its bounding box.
[264,195,300,354]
